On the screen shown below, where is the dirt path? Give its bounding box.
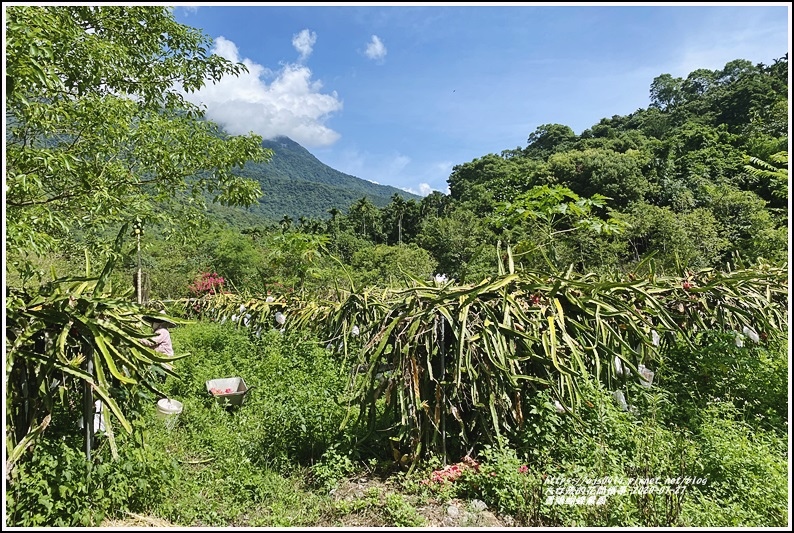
[102,476,516,528]
[315,477,515,527]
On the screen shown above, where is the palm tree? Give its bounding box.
[241,226,263,242]
[349,197,379,240]
[280,214,293,233]
[390,193,407,246]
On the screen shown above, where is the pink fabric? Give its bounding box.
[141,326,174,356]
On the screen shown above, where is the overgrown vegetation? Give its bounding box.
[4,4,789,528]
[8,324,786,526]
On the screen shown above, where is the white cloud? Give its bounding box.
[211,36,244,63]
[180,36,343,148]
[292,29,317,62]
[402,183,436,197]
[401,161,453,196]
[365,35,387,62]
[417,183,434,196]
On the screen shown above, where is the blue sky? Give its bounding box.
[172,3,791,196]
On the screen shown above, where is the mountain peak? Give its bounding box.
[236,136,420,221]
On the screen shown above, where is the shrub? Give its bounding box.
[660,330,787,434]
[6,433,177,526]
[680,402,788,527]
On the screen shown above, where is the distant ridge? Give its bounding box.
[235,135,420,220]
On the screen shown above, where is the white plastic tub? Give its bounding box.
[206,377,252,406]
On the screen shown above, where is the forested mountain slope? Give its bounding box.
[236,135,419,220]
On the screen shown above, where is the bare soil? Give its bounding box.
[314,475,514,528]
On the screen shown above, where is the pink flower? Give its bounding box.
[519,465,529,474]
[189,271,226,296]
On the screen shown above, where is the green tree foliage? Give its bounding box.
[384,194,408,246]
[743,151,788,206]
[577,119,650,153]
[492,185,630,272]
[523,123,577,160]
[649,73,683,111]
[628,107,673,140]
[264,231,330,292]
[700,184,787,264]
[327,229,374,264]
[741,97,788,164]
[447,153,545,210]
[416,208,496,283]
[238,136,419,220]
[419,191,453,218]
[205,229,267,292]
[378,195,423,246]
[657,57,788,136]
[350,244,437,288]
[713,59,786,132]
[432,56,786,276]
[658,122,745,189]
[5,5,271,273]
[545,148,654,208]
[624,203,729,273]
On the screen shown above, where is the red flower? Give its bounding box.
[423,457,480,485]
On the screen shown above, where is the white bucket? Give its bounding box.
[156,398,183,429]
